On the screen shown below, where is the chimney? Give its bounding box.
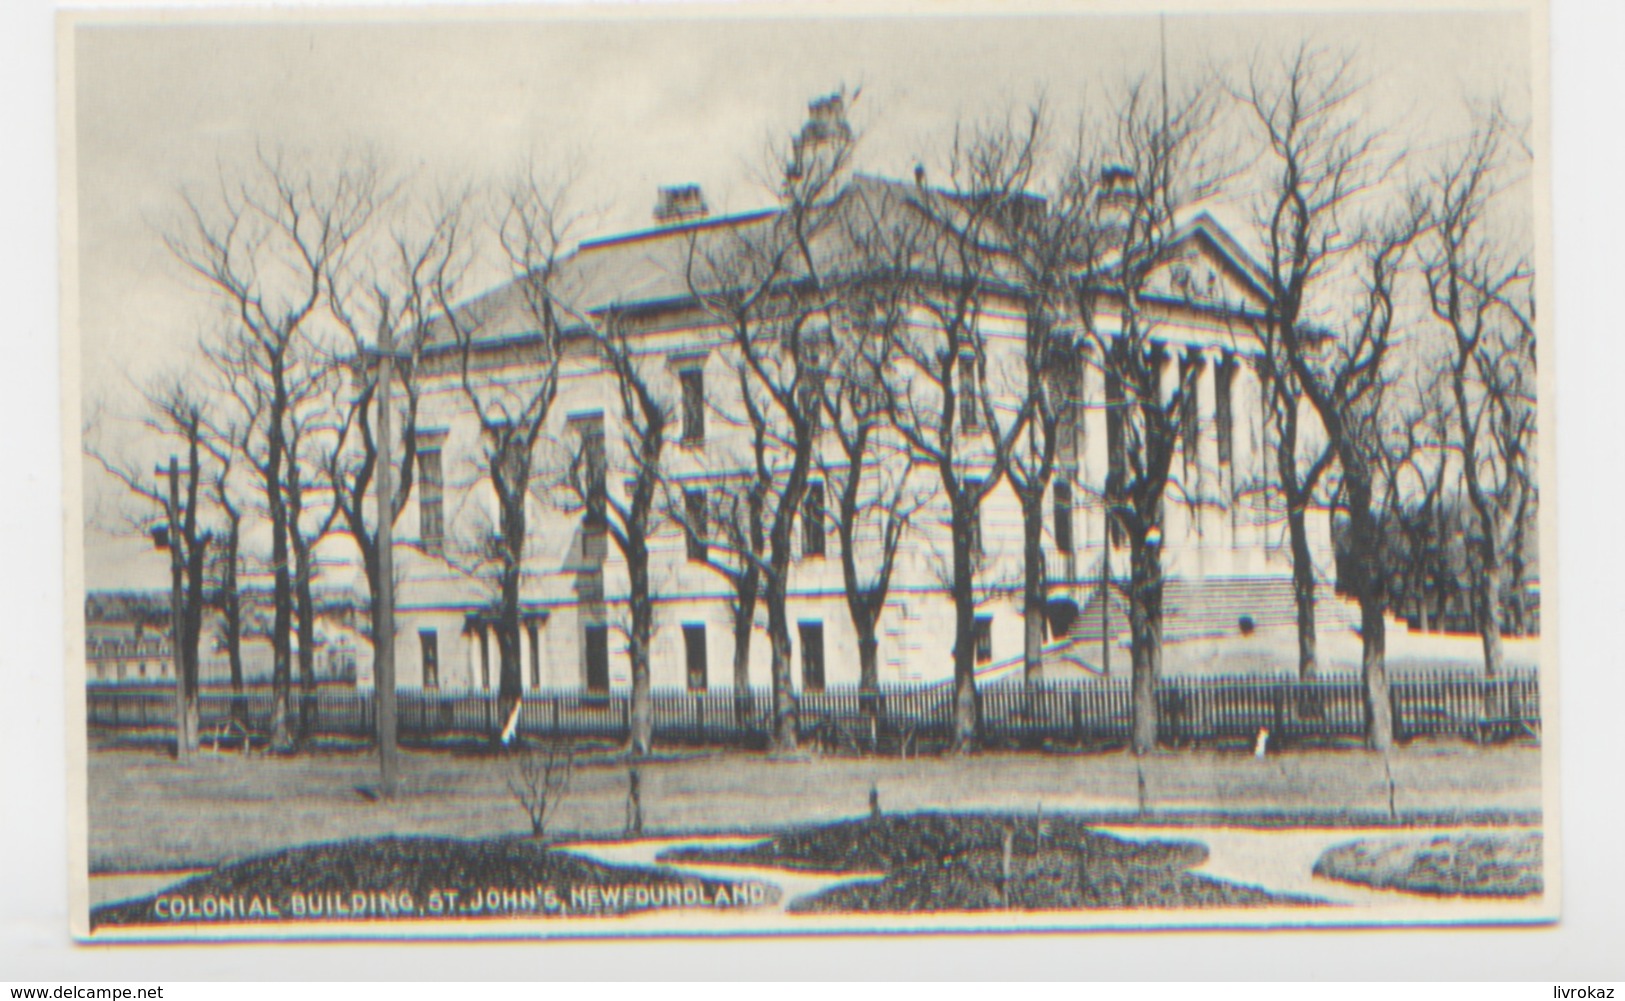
[653,185,709,225]
[1098,164,1137,230]
[788,92,853,182]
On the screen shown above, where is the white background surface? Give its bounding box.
[4,0,1622,981]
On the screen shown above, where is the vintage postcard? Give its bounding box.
[60,0,1557,941]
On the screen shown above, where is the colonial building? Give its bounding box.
[362,162,1344,696]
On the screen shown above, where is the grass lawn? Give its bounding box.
[87,737,1542,874]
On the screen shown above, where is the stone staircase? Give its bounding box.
[1063,573,1357,646]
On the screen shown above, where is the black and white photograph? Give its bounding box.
[58,0,1557,941]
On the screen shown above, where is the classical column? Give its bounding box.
[526,617,542,690]
[477,620,491,690]
[1198,346,1225,574]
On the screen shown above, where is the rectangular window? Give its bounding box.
[1045,348,1083,468]
[959,355,981,434]
[419,629,439,689]
[680,368,705,444]
[802,481,826,558]
[684,487,708,562]
[967,478,984,557]
[418,448,444,554]
[683,623,708,691]
[799,621,825,692]
[584,624,609,695]
[974,615,993,664]
[573,414,607,525]
[1054,479,1074,554]
[1216,353,1234,466]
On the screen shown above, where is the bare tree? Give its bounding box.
[499,737,574,841]
[438,167,574,736]
[984,105,1093,688]
[878,132,1035,754]
[1420,109,1537,676]
[683,91,860,752]
[167,147,382,750]
[1242,45,1445,750]
[1374,362,1454,637]
[1277,208,1421,751]
[202,435,249,725]
[324,192,473,771]
[666,366,772,730]
[558,306,674,757]
[817,265,932,710]
[86,377,216,759]
[1070,78,1227,755]
[1237,44,1387,684]
[281,360,345,741]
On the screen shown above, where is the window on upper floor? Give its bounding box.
[1054,478,1074,554]
[569,413,607,526]
[680,367,705,445]
[418,447,444,555]
[802,480,826,558]
[966,477,984,557]
[684,487,708,562]
[959,354,982,435]
[974,615,993,664]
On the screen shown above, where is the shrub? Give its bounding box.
[500,738,574,840]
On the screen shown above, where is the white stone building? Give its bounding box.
[361,172,1339,696]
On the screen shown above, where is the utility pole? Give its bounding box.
[157,456,192,763]
[1100,553,1110,677]
[375,318,401,797]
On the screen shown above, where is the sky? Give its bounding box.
[66,3,1536,590]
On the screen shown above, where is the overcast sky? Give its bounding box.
[68,4,1535,590]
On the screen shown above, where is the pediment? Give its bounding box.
[1145,221,1270,314]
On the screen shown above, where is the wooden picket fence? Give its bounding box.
[85,670,1540,752]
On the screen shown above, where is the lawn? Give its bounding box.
[87,738,1543,874]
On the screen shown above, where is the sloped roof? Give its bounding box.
[425,172,1275,351]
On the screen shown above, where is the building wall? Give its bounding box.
[345,220,1331,693]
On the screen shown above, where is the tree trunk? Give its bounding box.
[294,540,318,744]
[496,557,524,740]
[1477,560,1505,679]
[270,558,293,752]
[950,510,980,755]
[1128,531,1163,756]
[857,631,881,716]
[494,482,527,739]
[1286,499,1322,722]
[180,536,208,756]
[731,578,756,728]
[766,583,797,752]
[1360,592,1392,750]
[1022,497,1046,688]
[268,369,294,753]
[1345,481,1393,751]
[223,524,247,725]
[626,544,654,757]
